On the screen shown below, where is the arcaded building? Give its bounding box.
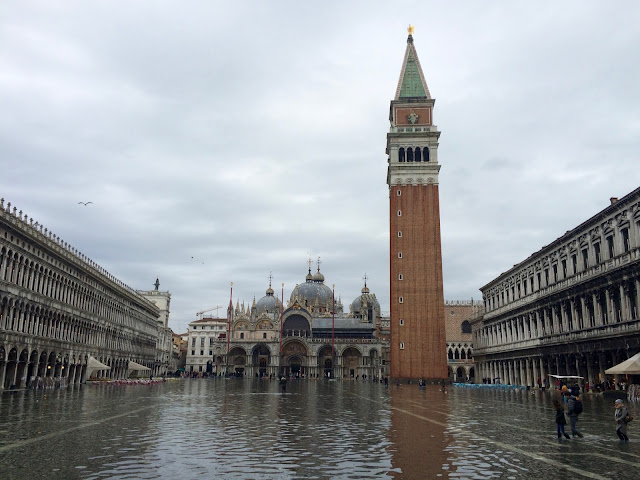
[445,300,482,382]
[388,29,447,381]
[472,188,640,387]
[0,198,172,389]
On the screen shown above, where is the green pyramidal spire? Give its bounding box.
[395,33,431,100]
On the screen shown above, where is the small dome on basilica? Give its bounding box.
[350,280,380,320]
[255,281,281,316]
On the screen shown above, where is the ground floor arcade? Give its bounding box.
[475,340,639,389]
[0,339,156,390]
[188,339,386,379]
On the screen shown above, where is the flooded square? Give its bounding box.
[0,379,638,479]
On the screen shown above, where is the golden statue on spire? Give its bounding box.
[408,24,415,36]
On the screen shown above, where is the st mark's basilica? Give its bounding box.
[187,261,387,380]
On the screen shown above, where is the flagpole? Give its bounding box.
[227,282,233,356]
[332,283,335,356]
[279,283,284,355]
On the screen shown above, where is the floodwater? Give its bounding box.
[0,379,638,479]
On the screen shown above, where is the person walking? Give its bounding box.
[553,399,571,440]
[567,393,583,438]
[614,399,630,442]
[280,375,287,393]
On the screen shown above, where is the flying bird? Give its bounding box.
[78,202,93,206]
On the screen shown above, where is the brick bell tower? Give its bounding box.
[388,27,447,381]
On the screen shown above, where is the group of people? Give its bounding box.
[553,385,632,443]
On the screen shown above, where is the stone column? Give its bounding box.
[634,279,640,319]
[604,289,612,325]
[585,354,595,388]
[580,296,587,330]
[516,360,523,386]
[597,352,606,384]
[510,360,516,385]
[532,357,539,387]
[593,293,602,326]
[620,284,630,321]
[561,303,568,332]
[539,357,546,387]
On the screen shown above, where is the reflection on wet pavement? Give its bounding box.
[0,379,638,479]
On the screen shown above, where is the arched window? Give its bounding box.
[407,148,414,162]
[461,349,466,359]
[415,147,422,162]
[454,349,460,360]
[448,349,453,360]
[423,147,430,162]
[461,320,472,334]
[240,332,244,339]
[467,349,473,359]
[399,148,405,162]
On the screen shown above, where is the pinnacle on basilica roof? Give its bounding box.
[395,26,431,100]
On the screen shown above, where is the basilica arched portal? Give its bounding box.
[228,347,247,376]
[342,347,361,378]
[252,344,271,377]
[281,341,307,376]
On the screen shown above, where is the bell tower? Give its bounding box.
[387,27,447,381]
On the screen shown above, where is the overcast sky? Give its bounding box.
[2,1,639,334]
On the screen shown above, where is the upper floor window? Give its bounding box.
[399,318,404,326]
[552,264,558,283]
[400,342,405,350]
[398,274,403,280]
[622,228,630,252]
[397,189,401,196]
[572,254,577,274]
[461,320,472,334]
[398,231,402,237]
[399,147,405,162]
[397,210,402,216]
[582,249,588,270]
[594,243,601,263]
[561,259,567,278]
[607,236,615,259]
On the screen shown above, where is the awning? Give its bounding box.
[88,356,111,371]
[128,360,151,371]
[605,352,640,375]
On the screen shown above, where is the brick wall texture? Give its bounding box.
[389,184,447,380]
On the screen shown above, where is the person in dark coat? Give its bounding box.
[553,399,571,440]
[567,393,583,437]
[614,399,629,442]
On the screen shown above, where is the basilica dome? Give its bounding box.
[350,282,381,322]
[255,284,282,316]
[290,267,334,313]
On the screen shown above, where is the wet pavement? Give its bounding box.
[0,378,638,479]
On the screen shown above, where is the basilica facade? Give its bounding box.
[192,265,387,379]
